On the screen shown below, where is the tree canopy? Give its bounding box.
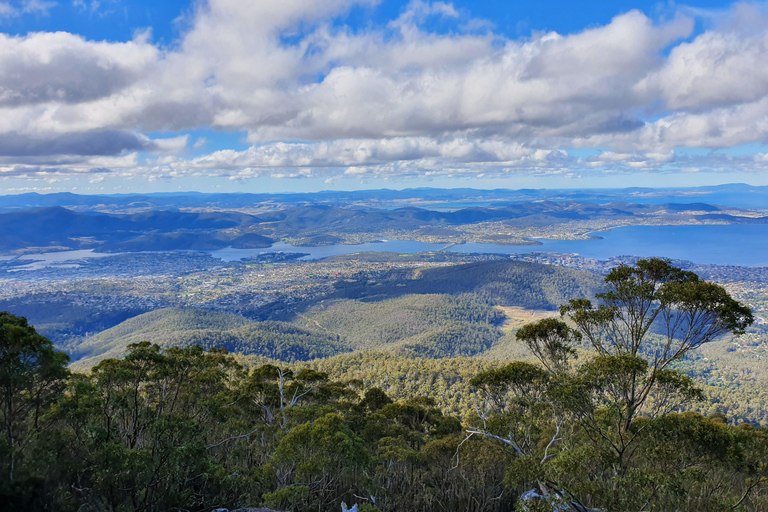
[0,259,766,512]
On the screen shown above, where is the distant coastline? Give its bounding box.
[4,223,768,269]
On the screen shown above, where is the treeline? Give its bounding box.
[7,340,768,512]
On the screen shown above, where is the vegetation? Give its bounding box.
[60,258,599,366]
[331,260,604,309]
[69,308,349,369]
[0,292,152,345]
[1,259,767,511]
[296,294,505,357]
[463,258,758,511]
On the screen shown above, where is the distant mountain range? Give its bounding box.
[1,199,765,253]
[0,183,767,212]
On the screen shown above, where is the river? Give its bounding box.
[5,223,767,270]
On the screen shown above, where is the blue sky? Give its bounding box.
[0,1,730,43]
[1,0,768,194]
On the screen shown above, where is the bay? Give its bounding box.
[213,224,768,267]
[5,224,768,270]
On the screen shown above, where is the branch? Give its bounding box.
[289,385,315,407]
[206,427,259,449]
[541,409,562,463]
[450,431,476,472]
[465,429,524,456]
[731,477,768,511]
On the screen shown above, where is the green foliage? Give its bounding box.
[296,294,505,357]
[2,259,766,512]
[70,308,349,368]
[515,319,580,373]
[332,260,603,310]
[272,413,369,510]
[467,259,765,512]
[0,312,69,499]
[262,485,310,510]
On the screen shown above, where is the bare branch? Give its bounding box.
[206,427,259,449]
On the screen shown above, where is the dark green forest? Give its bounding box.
[2,259,768,511]
[328,260,604,308]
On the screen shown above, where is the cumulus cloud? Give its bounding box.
[1,0,768,181]
[0,32,157,107]
[637,4,768,111]
[0,130,151,156]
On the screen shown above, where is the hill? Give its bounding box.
[294,294,506,358]
[68,259,602,365]
[2,199,765,253]
[0,207,273,252]
[69,308,348,369]
[2,184,767,211]
[330,259,604,309]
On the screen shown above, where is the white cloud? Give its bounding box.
[637,4,768,111]
[0,2,17,17]
[1,0,768,181]
[21,0,57,15]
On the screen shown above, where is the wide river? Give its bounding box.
[5,224,767,270]
[211,224,768,267]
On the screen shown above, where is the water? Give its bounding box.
[534,224,768,266]
[209,241,447,262]
[212,224,768,267]
[2,249,116,271]
[4,224,768,270]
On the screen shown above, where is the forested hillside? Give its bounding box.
[295,294,505,356]
[69,308,349,368]
[59,260,602,366]
[2,259,767,512]
[330,260,604,308]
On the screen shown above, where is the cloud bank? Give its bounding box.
[2,0,768,182]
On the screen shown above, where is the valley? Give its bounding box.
[2,186,768,512]
[1,187,767,427]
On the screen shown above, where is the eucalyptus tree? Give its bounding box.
[467,259,757,511]
[0,312,69,487]
[559,258,753,464]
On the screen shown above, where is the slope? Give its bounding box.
[330,260,604,309]
[70,308,348,369]
[294,294,506,358]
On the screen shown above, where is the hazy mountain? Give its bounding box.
[1,184,767,212]
[1,199,763,253]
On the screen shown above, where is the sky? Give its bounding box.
[1,0,768,194]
